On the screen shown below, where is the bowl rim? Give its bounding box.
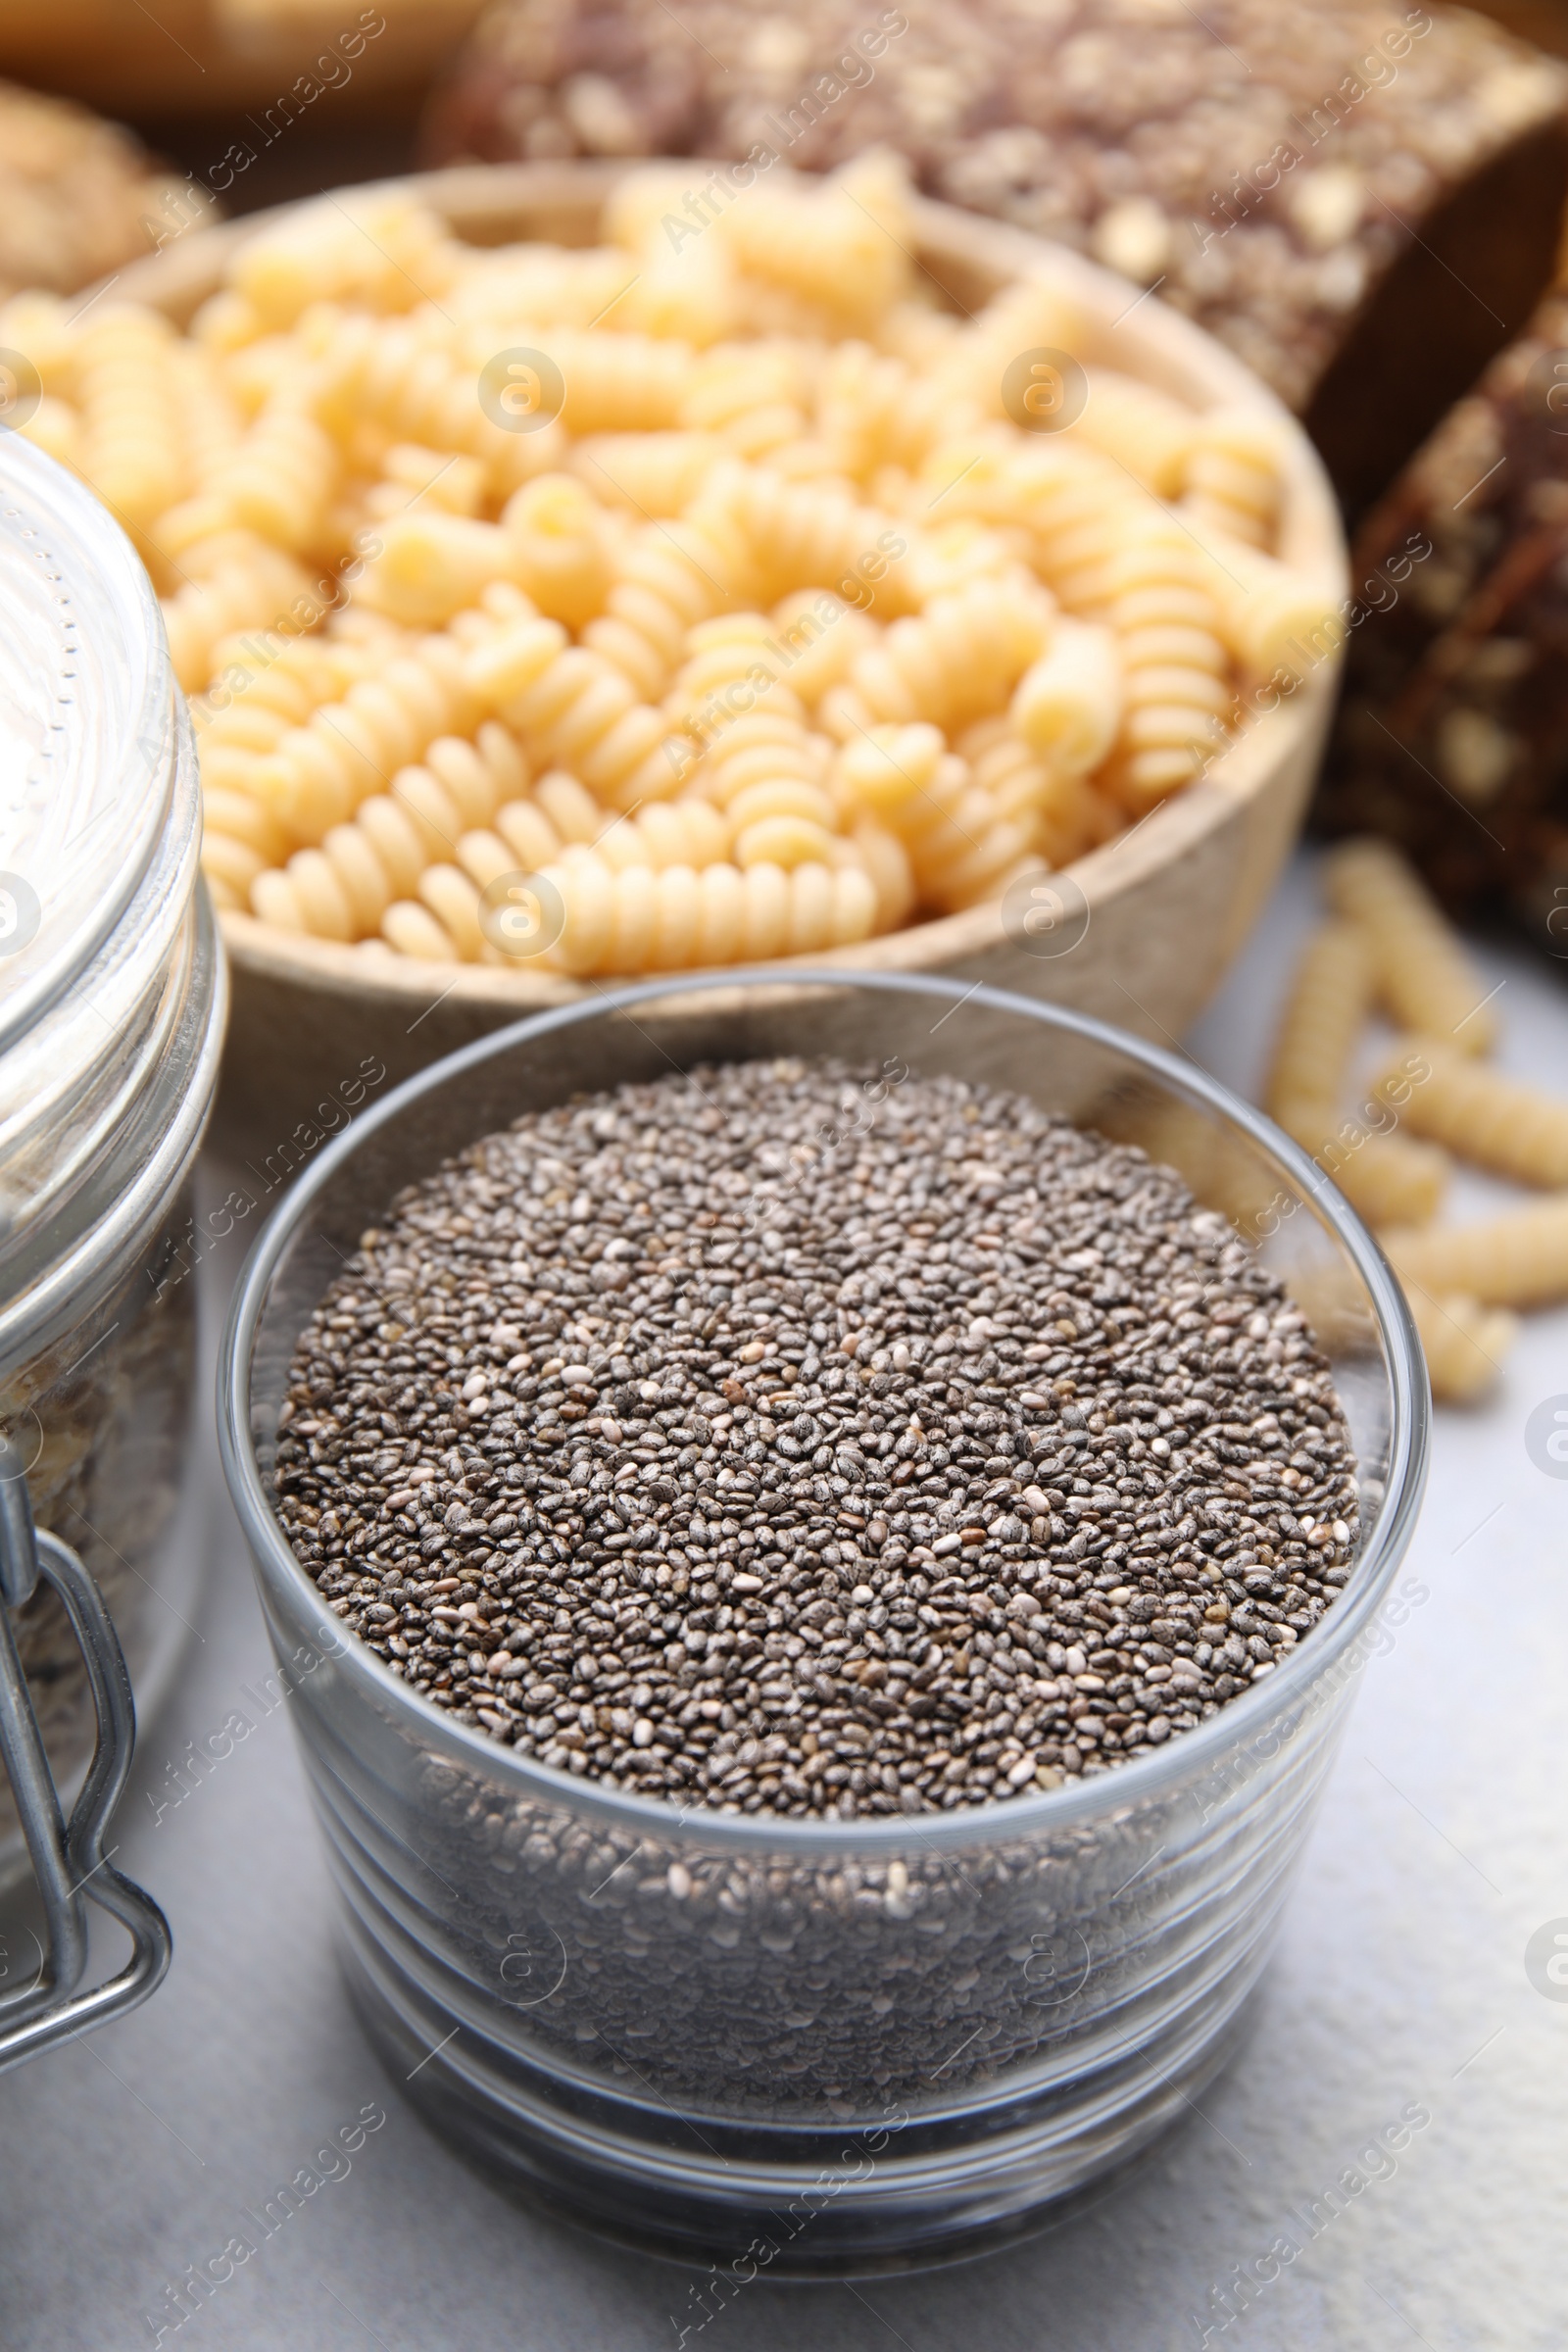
[113,157,1347,1017]
[219,968,1428,1854]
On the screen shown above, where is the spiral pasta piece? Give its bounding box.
[356,513,518,628]
[1403,1290,1517,1403]
[1382,1197,1568,1309]
[534,850,877,975]
[0,290,79,395]
[581,511,754,700]
[249,724,528,938]
[197,637,349,901]
[73,307,185,531]
[202,823,273,910]
[697,465,917,613]
[689,707,829,819]
[1274,1102,1448,1227]
[195,632,362,772]
[1083,520,1232,810]
[714,153,912,323]
[414,862,489,960]
[432,785,577,924]
[834,724,1036,913]
[138,360,250,593]
[904,519,1036,606]
[497,642,691,812]
[446,241,641,334]
[917,435,1134,613]
[957,718,1119,867]
[502,474,617,629]
[542,328,694,434]
[837,576,1054,734]
[161,538,315,693]
[228,189,460,330]
[1189,529,1343,681]
[316,313,566,498]
[602,164,706,254]
[244,629,487,845]
[1372,1043,1568,1188]
[1264,919,1375,1127]
[492,793,568,871]
[381,898,462,961]
[17,395,79,474]
[816,342,978,482]
[523,769,600,845]
[932,277,1089,422]
[207,389,339,554]
[1007,617,1123,779]
[569,433,727,517]
[618,239,741,350]
[1183,410,1287,552]
[172,341,245,492]
[1065,370,1197,498]
[662,619,823,810]
[453,785,731,894]
[668,612,806,724]
[368,440,486,520]
[676,343,814,461]
[844,817,916,929]
[591,799,733,872]
[1324,838,1495,1053]
[767,590,878,709]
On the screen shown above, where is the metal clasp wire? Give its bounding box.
[0,1430,171,2070]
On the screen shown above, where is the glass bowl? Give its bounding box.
[218,972,1428,2272]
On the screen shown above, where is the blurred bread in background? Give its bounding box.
[1319,257,1568,956]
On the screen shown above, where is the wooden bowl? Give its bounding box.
[114,163,1347,1171]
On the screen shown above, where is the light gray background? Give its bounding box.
[3,854,1565,2352]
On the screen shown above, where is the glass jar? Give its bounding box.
[220,972,1426,2269]
[0,431,224,2030]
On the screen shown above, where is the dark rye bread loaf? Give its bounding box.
[1319,276,1568,955]
[421,0,1568,514]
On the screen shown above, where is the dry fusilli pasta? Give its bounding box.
[19,161,1327,980]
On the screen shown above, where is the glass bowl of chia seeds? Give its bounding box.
[219,970,1427,2272]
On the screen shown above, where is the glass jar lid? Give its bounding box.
[0,434,222,1378]
[0,433,179,1044]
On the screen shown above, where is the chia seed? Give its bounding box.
[272,1057,1358,1821]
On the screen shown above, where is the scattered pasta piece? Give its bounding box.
[1372,1042,1568,1189]
[1324,838,1495,1053]
[1275,1101,1448,1228]
[1252,845,1559,1404]
[1401,1288,1517,1405]
[1265,920,1375,1127]
[1381,1196,1568,1309]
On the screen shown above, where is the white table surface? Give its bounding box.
[4,852,1566,2352]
